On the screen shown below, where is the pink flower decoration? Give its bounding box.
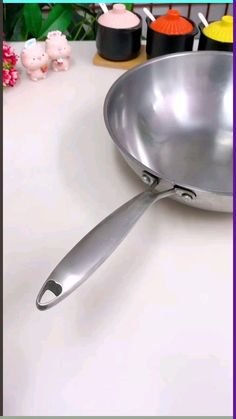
[3,42,19,88]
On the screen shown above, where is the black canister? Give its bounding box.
[96,6,142,62]
[198,20,233,52]
[146,10,198,59]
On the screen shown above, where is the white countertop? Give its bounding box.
[3,41,232,416]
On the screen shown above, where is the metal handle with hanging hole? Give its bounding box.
[36,185,195,310]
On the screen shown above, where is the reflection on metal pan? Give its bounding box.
[36,51,233,311]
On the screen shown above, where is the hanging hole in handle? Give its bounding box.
[36,280,62,311]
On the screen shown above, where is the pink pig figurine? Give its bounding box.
[21,39,49,81]
[46,31,71,72]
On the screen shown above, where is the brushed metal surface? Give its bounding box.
[104,51,232,201]
[36,51,232,310]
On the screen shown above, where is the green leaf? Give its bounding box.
[23,4,42,38]
[11,14,28,41]
[82,26,96,40]
[125,4,134,11]
[38,4,72,39]
[3,62,12,70]
[68,12,83,39]
[3,4,24,40]
[69,8,84,31]
[72,22,86,40]
[73,4,95,16]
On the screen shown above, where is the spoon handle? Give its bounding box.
[99,3,108,14]
[198,12,209,27]
[143,7,156,22]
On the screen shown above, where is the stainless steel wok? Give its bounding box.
[36,51,233,310]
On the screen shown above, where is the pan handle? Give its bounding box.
[36,186,176,310]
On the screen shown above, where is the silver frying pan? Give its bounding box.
[36,51,232,310]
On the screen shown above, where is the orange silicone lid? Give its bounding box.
[150,9,193,35]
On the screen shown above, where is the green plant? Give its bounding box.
[3,3,97,41]
[3,3,134,42]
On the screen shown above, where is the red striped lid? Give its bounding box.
[150,9,193,35]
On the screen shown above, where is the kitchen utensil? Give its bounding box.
[203,15,233,42]
[97,3,140,28]
[143,7,155,22]
[198,12,209,28]
[99,3,108,14]
[198,15,233,52]
[96,4,142,61]
[146,10,198,58]
[150,9,193,34]
[93,45,146,70]
[36,51,233,311]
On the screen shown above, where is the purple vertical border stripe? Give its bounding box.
[233,3,235,416]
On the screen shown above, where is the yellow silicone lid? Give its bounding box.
[203,15,233,43]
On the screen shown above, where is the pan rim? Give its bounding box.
[103,51,233,197]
